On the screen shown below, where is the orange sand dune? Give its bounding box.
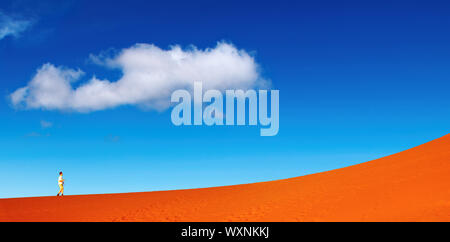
[1,134,449,222]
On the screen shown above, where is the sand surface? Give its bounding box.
[1,134,449,222]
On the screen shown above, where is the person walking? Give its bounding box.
[57,171,64,196]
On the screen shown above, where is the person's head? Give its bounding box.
[59,171,63,176]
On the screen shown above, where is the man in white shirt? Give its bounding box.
[57,171,64,196]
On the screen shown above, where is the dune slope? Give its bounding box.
[1,134,449,222]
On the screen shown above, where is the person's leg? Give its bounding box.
[58,185,63,196]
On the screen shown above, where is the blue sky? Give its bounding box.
[0,0,449,198]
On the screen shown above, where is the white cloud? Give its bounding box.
[24,132,50,137]
[0,11,33,40]
[105,134,120,143]
[10,64,84,110]
[10,42,268,112]
[40,120,53,128]
[25,131,41,137]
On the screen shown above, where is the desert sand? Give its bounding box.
[1,134,449,222]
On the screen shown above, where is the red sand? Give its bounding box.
[1,134,449,222]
